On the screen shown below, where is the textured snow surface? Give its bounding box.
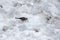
[0,0,60,40]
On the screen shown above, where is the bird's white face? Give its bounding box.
[16,13,47,29]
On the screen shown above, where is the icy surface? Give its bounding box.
[0,0,60,40]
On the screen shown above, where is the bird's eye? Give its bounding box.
[47,16,51,21]
[16,17,28,21]
[0,5,3,8]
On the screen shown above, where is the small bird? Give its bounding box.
[15,17,28,21]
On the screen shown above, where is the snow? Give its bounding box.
[0,0,60,40]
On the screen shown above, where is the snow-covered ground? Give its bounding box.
[0,0,60,40]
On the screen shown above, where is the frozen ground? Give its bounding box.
[0,0,60,40]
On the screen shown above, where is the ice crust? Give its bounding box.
[0,0,60,40]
